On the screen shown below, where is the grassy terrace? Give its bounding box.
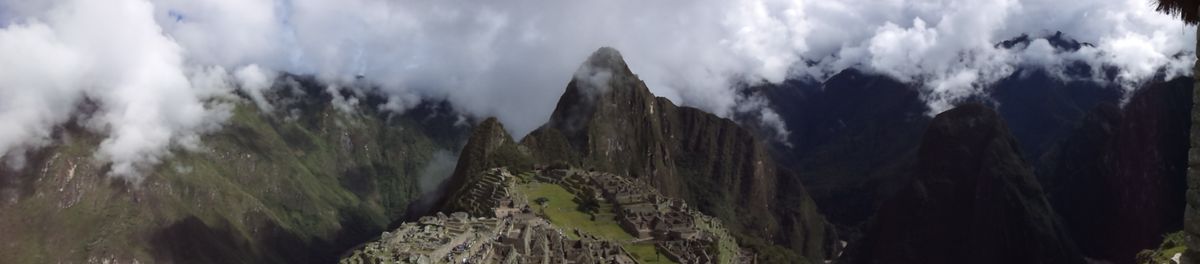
[515,182,676,264]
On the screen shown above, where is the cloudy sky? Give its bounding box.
[0,0,1193,180]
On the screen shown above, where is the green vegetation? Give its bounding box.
[625,243,675,264]
[693,216,741,264]
[517,171,536,182]
[517,182,631,241]
[519,127,579,166]
[487,143,534,175]
[0,99,465,263]
[515,182,676,264]
[1138,231,1189,264]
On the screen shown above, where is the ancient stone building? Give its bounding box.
[347,166,756,264]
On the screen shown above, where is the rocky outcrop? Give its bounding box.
[532,47,680,196]
[438,118,528,217]
[498,47,832,261]
[841,103,1083,264]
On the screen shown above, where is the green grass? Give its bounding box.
[515,182,677,264]
[1138,231,1189,264]
[694,215,742,264]
[626,242,675,264]
[517,171,536,182]
[517,182,632,241]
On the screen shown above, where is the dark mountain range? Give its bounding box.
[754,31,1169,236]
[751,69,929,235]
[990,68,1124,165]
[840,103,1084,264]
[1042,77,1192,263]
[751,33,1189,263]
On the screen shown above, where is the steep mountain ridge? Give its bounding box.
[991,68,1124,165]
[1043,77,1192,263]
[841,103,1083,264]
[753,33,1127,234]
[752,69,929,231]
[0,76,470,263]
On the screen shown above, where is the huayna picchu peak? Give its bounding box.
[350,47,836,263]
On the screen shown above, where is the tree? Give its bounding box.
[574,197,600,214]
[1154,0,1200,24]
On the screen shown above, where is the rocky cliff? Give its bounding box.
[753,69,928,231]
[1044,77,1192,263]
[841,103,1083,264]
[437,117,530,217]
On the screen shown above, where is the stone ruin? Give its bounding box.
[347,166,757,263]
[340,210,639,264]
[451,168,517,217]
[535,167,756,263]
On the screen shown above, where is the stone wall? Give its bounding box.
[1187,24,1200,263]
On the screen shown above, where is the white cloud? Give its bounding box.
[0,0,231,181]
[140,0,1190,130]
[1098,32,1188,90]
[0,22,84,167]
[1020,39,1061,68]
[380,92,422,114]
[0,0,1194,178]
[325,85,359,114]
[735,94,792,146]
[234,64,276,112]
[867,18,941,83]
[143,0,1192,130]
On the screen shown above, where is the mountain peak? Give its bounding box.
[583,47,627,71]
[995,31,1094,52]
[521,46,834,261]
[548,47,653,139]
[570,47,634,96]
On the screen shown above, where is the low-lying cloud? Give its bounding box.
[0,0,1193,180]
[0,0,231,182]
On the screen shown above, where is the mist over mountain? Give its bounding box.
[747,32,1192,263]
[0,0,1194,183]
[0,0,1197,263]
[0,74,472,263]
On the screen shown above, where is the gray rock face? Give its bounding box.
[531,47,831,261]
[1185,25,1200,264]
